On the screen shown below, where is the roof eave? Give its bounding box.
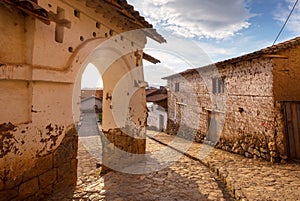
[163,36,300,79]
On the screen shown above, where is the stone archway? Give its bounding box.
[0,32,148,200]
[71,34,148,173]
[0,1,164,199]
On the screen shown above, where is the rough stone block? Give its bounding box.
[53,180,76,196]
[268,142,276,152]
[270,151,278,158]
[247,147,254,155]
[0,180,3,191]
[4,175,22,190]
[22,168,38,183]
[260,147,268,153]
[36,153,53,175]
[54,140,74,168]
[245,152,253,158]
[53,126,77,168]
[0,189,18,201]
[260,152,266,159]
[57,162,71,182]
[253,149,260,157]
[71,159,78,173]
[18,177,39,199]
[39,169,56,190]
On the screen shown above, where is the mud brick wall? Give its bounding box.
[0,125,78,201]
[166,58,288,162]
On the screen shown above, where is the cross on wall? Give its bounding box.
[49,7,71,43]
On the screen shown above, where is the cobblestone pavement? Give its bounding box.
[78,113,101,137]
[148,131,300,201]
[50,131,234,201]
[49,130,300,201]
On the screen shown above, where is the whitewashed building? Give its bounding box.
[147,102,167,131]
[146,87,168,131]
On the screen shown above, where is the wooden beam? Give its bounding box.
[264,54,288,59]
[143,53,160,64]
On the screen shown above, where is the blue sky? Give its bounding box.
[82,0,300,88]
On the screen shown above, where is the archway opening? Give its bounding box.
[77,63,104,184]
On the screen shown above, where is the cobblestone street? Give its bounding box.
[49,130,300,201]
[148,131,300,201]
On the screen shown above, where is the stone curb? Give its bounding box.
[147,135,247,201]
[203,161,247,201]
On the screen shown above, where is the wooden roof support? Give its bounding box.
[2,0,166,43]
[264,54,288,59]
[143,53,160,64]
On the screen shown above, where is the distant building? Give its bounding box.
[164,37,300,162]
[146,87,168,131]
[80,96,102,113]
[81,89,103,100]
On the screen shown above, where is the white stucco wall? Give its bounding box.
[147,103,167,131]
[80,97,102,111]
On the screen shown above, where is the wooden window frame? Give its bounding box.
[175,82,180,92]
[212,78,225,94]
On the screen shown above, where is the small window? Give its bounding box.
[212,78,224,94]
[175,82,180,92]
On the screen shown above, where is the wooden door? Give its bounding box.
[159,114,164,131]
[207,111,219,143]
[283,102,300,160]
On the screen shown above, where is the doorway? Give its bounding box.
[283,101,300,161]
[77,63,103,182]
[206,111,221,144]
[159,114,164,131]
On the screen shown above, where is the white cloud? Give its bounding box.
[128,0,253,39]
[274,0,300,35]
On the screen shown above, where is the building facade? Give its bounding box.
[164,37,300,163]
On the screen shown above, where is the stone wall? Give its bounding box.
[166,58,288,162]
[101,127,146,173]
[0,125,78,201]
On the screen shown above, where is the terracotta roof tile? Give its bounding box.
[146,89,158,96]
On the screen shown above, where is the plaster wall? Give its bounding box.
[80,98,102,112]
[0,0,148,199]
[273,44,300,101]
[0,5,26,63]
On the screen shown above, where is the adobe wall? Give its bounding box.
[0,0,147,200]
[273,44,300,101]
[166,58,288,162]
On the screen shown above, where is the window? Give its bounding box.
[212,78,224,94]
[175,82,180,92]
